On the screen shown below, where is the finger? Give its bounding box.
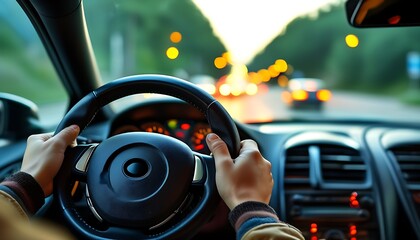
[53,125,80,147]
[239,139,259,153]
[206,133,233,171]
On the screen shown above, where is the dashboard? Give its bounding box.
[105,99,420,240]
[2,99,420,240]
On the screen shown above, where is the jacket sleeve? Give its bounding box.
[0,180,76,240]
[0,171,45,215]
[229,201,304,240]
[241,222,305,240]
[0,185,29,220]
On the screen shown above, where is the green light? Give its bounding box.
[168,119,177,129]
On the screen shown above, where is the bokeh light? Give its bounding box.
[268,65,281,77]
[245,83,258,95]
[316,89,332,101]
[275,59,288,72]
[277,75,289,87]
[170,31,182,43]
[292,89,308,101]
[214,57,227,69]
[258,69,271,82]
[222,52,232,64]
[219,83,231,96]
[166,47,179,59]
[345,34,359,48]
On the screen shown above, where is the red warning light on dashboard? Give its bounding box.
[349,224,357,236]
[181,123,190,130]
[349,192,360,208]
[310,223,318,234]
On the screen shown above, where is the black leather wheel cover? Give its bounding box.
[53,74,241,240]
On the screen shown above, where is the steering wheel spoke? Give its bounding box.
[64,144,98,182]
[191,153,212,187]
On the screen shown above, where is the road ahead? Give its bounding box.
[216,86,420,123]
[38,86,420,126]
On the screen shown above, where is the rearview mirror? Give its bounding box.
[346,0,420,28]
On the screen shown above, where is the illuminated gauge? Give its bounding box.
[191,123,212,153]
[140,122,170,135]
[112,125,140,135]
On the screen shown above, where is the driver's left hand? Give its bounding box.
[20,125,80,197]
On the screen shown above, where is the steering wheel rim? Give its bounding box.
[53,74,240,239]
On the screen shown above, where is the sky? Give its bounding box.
[193,0,341,65]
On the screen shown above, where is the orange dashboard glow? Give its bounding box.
[195,144,204,151]
[310,223,318,234]
[350,225,357,236]
[349,192,360,208]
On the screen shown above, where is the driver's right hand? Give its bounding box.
[206,133,274,210]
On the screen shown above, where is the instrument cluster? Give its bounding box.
[110,119,212,154]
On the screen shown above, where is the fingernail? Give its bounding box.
[206,133,219,142]
[70,125,80,132]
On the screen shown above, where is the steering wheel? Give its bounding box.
[53,74,240,239]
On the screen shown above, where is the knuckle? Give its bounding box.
[248,149,262,159]
[27,135,37,142]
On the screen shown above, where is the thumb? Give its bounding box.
[206,133,233,172]
[53,125,80,146]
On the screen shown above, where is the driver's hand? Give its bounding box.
[20,125,80,197]
[206,133,273,210]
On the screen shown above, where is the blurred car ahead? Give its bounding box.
[282,78,332,110]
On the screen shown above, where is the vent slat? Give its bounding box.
[284,144,367,188]
[394,156,420,162]
[322,163,366,171]
[391,144,420,186]
[286,163,310,169]
[400,165,420,171]
[321,155,363,162]
[319,144,366,183]
[285,146,310,189]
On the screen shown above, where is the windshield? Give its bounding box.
[0,2,68,127]
[83,0,420,124]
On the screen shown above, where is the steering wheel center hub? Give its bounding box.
[124,158,150,178]
[87,132,194,227]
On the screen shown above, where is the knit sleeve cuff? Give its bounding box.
[1,172,45,214]
[228,201,280,231]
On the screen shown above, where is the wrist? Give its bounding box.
[228,201,279,231]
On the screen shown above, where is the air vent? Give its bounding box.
[389,144,420,187]
[284,145,310,188]
[319,144,366,183]
[284,143,367,189]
